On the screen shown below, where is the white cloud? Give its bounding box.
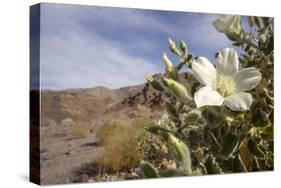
[40,4,162,90]
[39,4,235,90]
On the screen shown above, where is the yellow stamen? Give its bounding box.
[216,74,236,97]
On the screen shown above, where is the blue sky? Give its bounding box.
[39,3,246,90]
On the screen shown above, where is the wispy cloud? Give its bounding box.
[39,3,238,90]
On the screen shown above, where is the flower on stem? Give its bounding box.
[213,15,242,38]
[192,48,262,111]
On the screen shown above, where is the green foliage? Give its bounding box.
[220,133,239,157]
[232,154,247,172]
[141,14,274,178]
[203,155,222,174]
[248,138,265,159]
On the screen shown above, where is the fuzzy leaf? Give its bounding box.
[202,107,225,128]
[204,155,222,174]
[248,139,265,159]
[252,109,270,127]
[232,154,247,172]
[221,133,239,156]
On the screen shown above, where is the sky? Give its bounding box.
[37,3,247,90]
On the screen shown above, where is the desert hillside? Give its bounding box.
[35,72,196,184]
[39,73,182,184]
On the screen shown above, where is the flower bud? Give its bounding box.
[163,78,192,101]
[163,53,177,80]
[179,40,188,54]
[167,133,191,172]
[168,38,181,56]
[213,15,242,38]
[146,75,164,92]
[259,34,267,44]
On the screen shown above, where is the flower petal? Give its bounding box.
[192,57,216,87]
[194,86,224,108]
[233,67,262,92]
[216,48,239,76]
[224,92,253,111]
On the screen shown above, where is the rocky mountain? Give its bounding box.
[40,72,197,128]
[41,77,164,128]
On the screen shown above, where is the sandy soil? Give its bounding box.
[40,120,103,185]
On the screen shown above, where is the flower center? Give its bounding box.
[215,74,236,97]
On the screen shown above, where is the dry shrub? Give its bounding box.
[95,119,152,172]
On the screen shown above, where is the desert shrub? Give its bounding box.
[95,119,152,172]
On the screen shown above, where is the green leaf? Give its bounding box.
[204,155,222,174]
[220,133,239,156]
[261,125,273,139]
[251,109,270,127]
[247,139,265,159]
[140,160,159,178]
[202,107,225,128]
[144,126,170,139]
[232,154,247,172]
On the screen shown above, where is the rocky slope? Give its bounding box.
[37,72,195,184]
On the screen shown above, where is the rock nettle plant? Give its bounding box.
[141,15,273,177]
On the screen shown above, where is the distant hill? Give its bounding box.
[40,72,196,127]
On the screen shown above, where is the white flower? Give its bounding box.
[192,48,262,111]
[213,15,242,36]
